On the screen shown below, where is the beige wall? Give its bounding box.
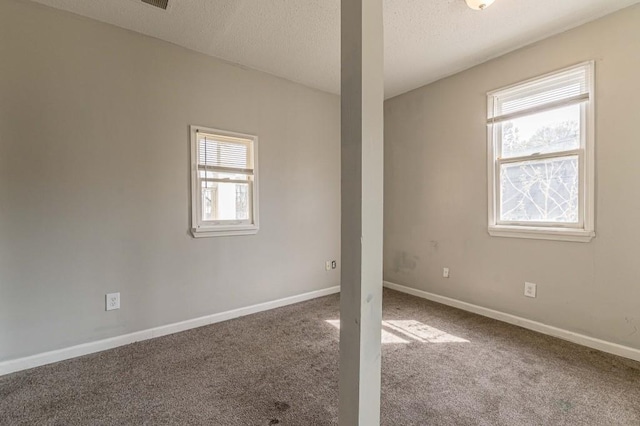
[0,0,340,361]
[384,4,640,349]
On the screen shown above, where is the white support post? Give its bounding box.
[339,0,384,424]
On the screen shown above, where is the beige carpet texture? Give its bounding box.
[1,289,639,425]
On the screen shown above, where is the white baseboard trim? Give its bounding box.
[384,281,640,362]
[0,285,340,377]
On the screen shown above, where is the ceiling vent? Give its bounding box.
[141,0,169,10]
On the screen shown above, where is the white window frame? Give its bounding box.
[190,125,259,238]
[487,62,595,242]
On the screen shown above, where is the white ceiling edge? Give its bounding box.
[385,9,614,100]
[25,0,640,99]
[384,1,640,99]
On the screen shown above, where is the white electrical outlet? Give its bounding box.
[524,282,537,298]
[443,267,450,278]
[325,261,331,271]
[106,292,120,311]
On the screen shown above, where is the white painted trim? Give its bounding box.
[383,281,640,362]
[0,286,340,376]
[488,225,595,242]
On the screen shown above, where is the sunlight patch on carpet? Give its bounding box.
[325,319,469,344]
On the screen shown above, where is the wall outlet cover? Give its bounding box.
[106,292,120,311]
[443,267,450,278]
[524,282,537,298]
[325,261,331,271]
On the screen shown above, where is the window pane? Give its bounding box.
[500,156,579,223]
[201,181,251,221]
[501,104,580,158]
[202,182,217,221]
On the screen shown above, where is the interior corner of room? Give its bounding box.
[1,0,640,424]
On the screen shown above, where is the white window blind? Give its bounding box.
[198,134,253,173]
[488,64,592,124]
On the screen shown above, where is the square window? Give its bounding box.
[487,62,595,242]
[190,126,259,238]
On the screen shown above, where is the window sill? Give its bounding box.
[191,226,259,238]
[488,225,595,243]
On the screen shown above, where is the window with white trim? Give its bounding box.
[487,62,595,242]
[190,125,259,238]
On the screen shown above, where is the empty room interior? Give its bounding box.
[2,0,640,424]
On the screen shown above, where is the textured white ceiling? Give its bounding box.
[29,0,640,98]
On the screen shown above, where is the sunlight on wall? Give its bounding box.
[325,319,469,344]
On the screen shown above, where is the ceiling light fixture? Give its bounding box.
[465,0,496,10]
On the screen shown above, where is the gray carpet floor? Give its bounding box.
[1,289,639,425]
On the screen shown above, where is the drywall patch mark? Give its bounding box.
[429,240,439,252]
[393,251,418,273]
[624,317,638,336]
[555,400,573,413]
